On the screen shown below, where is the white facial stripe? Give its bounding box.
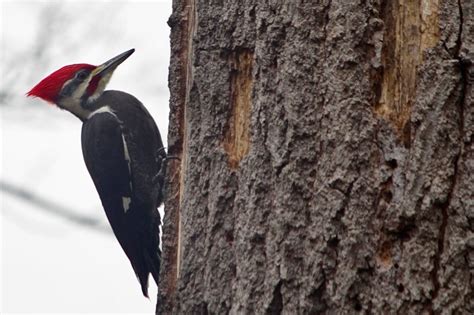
[122,197,131,213]
[62,78,74,89]
[72,75,93,100]
[58,73,95,120]
[59,97,91,120]
[88,72,113,103]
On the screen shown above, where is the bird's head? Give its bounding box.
[27,48,135,120]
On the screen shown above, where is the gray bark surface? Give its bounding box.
[159,0,473,314]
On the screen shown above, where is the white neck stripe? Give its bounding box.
[87,105,117,119]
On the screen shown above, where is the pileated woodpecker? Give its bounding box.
[27,49,164,298]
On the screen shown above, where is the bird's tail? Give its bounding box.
[135,246,161,298]
[144,247,161,287]
[137,270,150,298]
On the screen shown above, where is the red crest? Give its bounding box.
[27,64,96,104]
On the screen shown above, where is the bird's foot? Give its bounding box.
[152,155,180,185]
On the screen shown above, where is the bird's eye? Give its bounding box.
[76,71,88,81]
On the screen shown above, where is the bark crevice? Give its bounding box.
[266,281,283,315]
[158,0,196,313]
[429,0,467,310]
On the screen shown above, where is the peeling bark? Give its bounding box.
[159,0,473,314]
[223,49,253,169]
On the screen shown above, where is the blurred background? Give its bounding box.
[1,0,171,313]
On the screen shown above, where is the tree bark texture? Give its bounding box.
[159,0,473,314]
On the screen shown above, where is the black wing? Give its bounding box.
[81,111,132,229]
[81,111,157,297]
[96,91,165,207]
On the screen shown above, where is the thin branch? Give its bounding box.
[0,179,111,234]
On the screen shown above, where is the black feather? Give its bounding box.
[81,90,164,297]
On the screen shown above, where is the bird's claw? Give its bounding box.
[152,155,180,185]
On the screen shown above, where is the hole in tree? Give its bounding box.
[354,301,362,311]
[327,236,340,248]
[386,159,398,169]
[397,284,405,292]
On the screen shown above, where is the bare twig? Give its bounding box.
[0,179,111,234]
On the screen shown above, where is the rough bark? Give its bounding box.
[159,0,473,314]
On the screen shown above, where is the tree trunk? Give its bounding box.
[158,0,473,314]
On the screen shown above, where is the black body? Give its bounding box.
[81,90,165,297]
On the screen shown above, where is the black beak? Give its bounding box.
[92,48,135,77]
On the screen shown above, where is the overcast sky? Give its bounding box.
[1,0,172,313]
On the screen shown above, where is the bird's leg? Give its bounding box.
[152,149,180,186]
[153,152,180,207]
